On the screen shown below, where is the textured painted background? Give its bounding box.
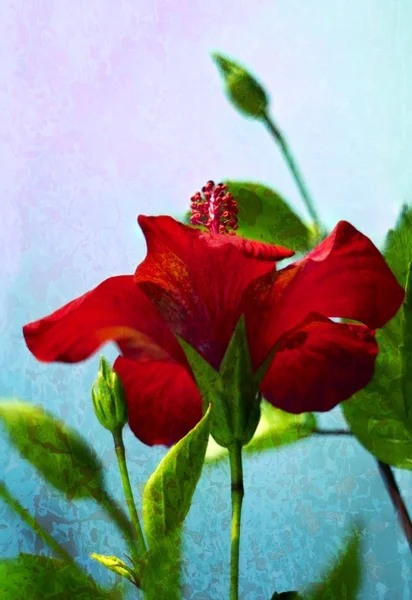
[1,1,412,598]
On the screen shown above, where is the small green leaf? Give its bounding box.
[205,400,316,464]
[142,406,211,545]
[0,401,103,501]
[183,181,310,253]
[400,263,412,425]
[0,554,115,600]
[343,331,412,470]
[90,554,138,586]
[305,527,361,600]
[212,53,268,118]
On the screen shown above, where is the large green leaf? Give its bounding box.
[343,207,412,468]
[142,406,211,545]
[343,331,412,470]
[205,399,316,464]
[400,263,412,425]
[0,554,117,600]
[383,204,412,288]
[141,410,210,598]
[306,528,361,599]
[0,401,103,501]
[183,181,310,253]
[0,400,136,555]
[382,204,412,344]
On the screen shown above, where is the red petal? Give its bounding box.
[23,275,184,364]
[114,356,203,446]
[260,313,378,413]
[134,215,292,369]
[244,221,404,369]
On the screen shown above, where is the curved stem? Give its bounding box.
[228,442,244,600]
[0,480,74,564]
[113,431,147,558]
[261,112,322,240]
[377,461,412,552]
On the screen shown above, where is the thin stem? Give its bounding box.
[377,461,412,552]
[0,479,74,564]
[314,428,353,436]
[261,112,322,239]
[228,442,244,600]
[113,430,147,558]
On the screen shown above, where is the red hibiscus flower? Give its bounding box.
[23,182,404,446]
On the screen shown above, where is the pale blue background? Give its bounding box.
[0,1,411,598]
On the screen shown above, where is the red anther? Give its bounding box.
[189,181,239,236]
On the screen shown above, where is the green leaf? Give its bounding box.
[383,204,412,288]
[142,406,211,545]
[400,263,412,425]
[305,528,361,600]
[205,399,316,464]
[0,400,136,556]
[90,554,138,586]
[140,530,182,600]
[0,401,103,501]
[343,330,412,470]
[382,205,412,344]
[141,408,210,600]
[0,554,116,600]
[183,181,310,253]
[212,53,268,119]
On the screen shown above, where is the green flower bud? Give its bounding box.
[91,356,128,434]
[212,53,269,119]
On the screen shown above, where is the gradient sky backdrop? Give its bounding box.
[1,1,412,598]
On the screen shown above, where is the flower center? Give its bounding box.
[189,181,239,235]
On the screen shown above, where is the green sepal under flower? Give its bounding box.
[177,315,276,448]
[91,356,128,435]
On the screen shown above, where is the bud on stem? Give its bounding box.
[212,53,269,119]
[91,356,128,435]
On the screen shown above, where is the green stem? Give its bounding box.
[113,431,147,558]
[261,111,322,240]
[0,479,74,564]
[228,442,244,600]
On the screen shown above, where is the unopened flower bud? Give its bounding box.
[91,356,128,434]
[212,53,268,119]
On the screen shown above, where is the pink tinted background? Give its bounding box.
[1,1,412,598]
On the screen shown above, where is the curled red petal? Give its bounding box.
[23,275,184,364]
[260,313,378,414]
[114,356,203,446]
[244,220,404,370]
[134,215,291,369]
